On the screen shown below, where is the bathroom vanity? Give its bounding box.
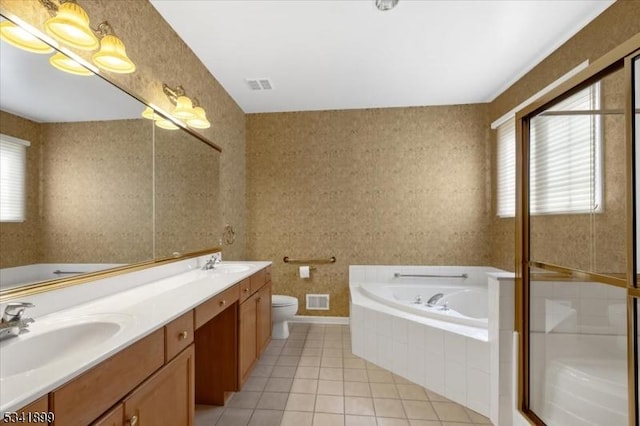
[0,260,272,426]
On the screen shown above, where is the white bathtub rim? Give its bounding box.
[358,283,488,328]
[350,283,488,342]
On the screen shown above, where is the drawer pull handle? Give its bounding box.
[243,288,249,293]
[128,415,138,426]
[179,331,188,340]
[219,300,227,306]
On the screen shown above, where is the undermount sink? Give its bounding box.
[0,314,130,378]
[211,264,253,274]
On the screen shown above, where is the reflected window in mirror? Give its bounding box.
[0,134,29,222]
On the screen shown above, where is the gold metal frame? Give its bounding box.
[516,34,640,425]
[0,10,224,302]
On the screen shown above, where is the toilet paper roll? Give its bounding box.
[299,266,310,279]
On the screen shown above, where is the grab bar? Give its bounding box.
[53,270,84,275]
[394,273,468,279]
[284,256,336,265]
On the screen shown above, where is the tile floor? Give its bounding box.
[195,324,493,426]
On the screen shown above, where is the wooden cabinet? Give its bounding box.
[238,292,258,386]
[165,311,194,362]
[238,269,272,386]
[123,345,194,426]
[92,405,123,426]
[257,281,272,355]
[51,329,164,426]
[1,396,49,425]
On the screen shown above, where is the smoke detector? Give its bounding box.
[246,78,273,91]
[376,0,398,11]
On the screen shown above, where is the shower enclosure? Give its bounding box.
[516,35,640,425]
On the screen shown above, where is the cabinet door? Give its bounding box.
[1,396,49,425]
[92,404,123,426]
[238,294,258,386]
[256,281,272,355]
[123,345,194,426]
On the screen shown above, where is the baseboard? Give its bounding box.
[290,315,350,325]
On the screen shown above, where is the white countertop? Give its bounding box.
[0,260,271,414]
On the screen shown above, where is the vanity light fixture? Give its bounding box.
[141,106,159,120]
[172,95,198,121]
[49,51,93,76]
[186,99,211,129]
[154,117,179,130]
[0,21,53,54]
[41,0,99,50]
[91,22,135,74]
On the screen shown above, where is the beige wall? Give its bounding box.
[39,120,154,264]
[488,0,640,271]
[0,111,41,268]
[0,0,247,259]
[247,106,490,317]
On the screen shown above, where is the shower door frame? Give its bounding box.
[515,34,640,426]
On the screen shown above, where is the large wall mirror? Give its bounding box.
[0,14,220,296]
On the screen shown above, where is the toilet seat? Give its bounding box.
[272,295,297,307]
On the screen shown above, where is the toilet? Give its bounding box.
[271,295,298,339]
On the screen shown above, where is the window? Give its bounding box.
[0,134,30,222]
[496,83,602,217]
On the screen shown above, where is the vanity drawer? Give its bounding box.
[165,310,194,362]
[265,266,272,284]
[195,284,239,329]
[238,278,252,302]
[50,329,164,426]
[250,268,267,293]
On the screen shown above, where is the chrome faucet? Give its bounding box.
[425,293,444,307]
[0,302,35,341]
[201,255,221,270]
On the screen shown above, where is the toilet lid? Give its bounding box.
[272,295,298,307]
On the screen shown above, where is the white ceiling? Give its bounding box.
[150,0,614,114]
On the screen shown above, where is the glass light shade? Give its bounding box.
[49,51,93,76]
[186,106,211,129]
[0,21,53,54]
[44,2,99,51]
[155,117,179,130]
[141,106,159,120]
[172,96,197,120]
[92,34,136,74]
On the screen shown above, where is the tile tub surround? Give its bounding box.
[0,256,269,413]
[349,265,515,424]
[195,323,493,426]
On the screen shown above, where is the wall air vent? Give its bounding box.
[246,78,273,91]
[306,294,330,310]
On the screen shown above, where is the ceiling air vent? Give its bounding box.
[246,78,273,91]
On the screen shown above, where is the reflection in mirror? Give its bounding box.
[0,16,154,291]
[528,266,628,425]
[529,67,627,277]
[154,126,220,258]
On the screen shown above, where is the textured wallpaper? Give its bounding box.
[40,120,154,264]
[0,0,247,260]
[247,106,491,317]
[0,111,41,268]
[488,0,640,271]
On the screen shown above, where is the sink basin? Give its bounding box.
[211,264,252,274]
[0,314,129,378]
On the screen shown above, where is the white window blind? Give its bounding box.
[0,134,30,222]
[496,119,516,217]
[530,84,602,215]
[496,83,601,217]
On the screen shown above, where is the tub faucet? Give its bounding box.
[0,302,35,341]
[426,293,444,307]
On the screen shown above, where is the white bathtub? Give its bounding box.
[0,263,124,290]
[349,265,512,421]
[360,282,488,328]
